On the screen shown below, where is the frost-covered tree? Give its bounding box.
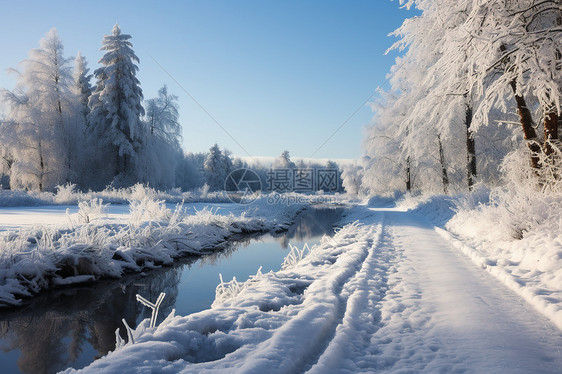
[0,28,79,190]
[74,52,92,125]
[341,161,365,197]
[362,0,521,195]
[141,85,182,189]
[88,24,145,187]
[145,85,181,149]
[382,0,486,192]
[461,0,562,173]
[0,145,14,188]
[203,144,232,191]
[273,150,296,169]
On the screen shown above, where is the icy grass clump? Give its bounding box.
[215,274,242,303]
[0,189,52,207]
[70,198,108,224]
[213,266,264,306]
[129,197,172,226]
[136,292,166,328]
[281,243,311,270]
[54,183,82,204]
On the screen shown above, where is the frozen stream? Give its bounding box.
[0,206,343,374]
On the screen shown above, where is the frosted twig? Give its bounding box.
[121,318,135,345]
[136,292,166,328]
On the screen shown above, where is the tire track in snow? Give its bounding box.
[307,210,441,373]
[303,215,388,373]
[233,213,385,374]
[306,211,402,373]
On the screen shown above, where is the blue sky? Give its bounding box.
[0,1,414,161]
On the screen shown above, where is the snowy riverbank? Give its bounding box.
[0,195,305,307]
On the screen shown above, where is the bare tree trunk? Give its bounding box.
[38,140,44,191]
[509,80,542,169]
[405,156,411,191]
[437,135,449,194]
[544,105,559,157]
[115,149,121,177]
[465,104,477,190]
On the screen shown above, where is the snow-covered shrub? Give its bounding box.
[448,148,562,241]
[129,184,158,201]
[54,183,82,204]
[129,197,172,226]
[72,198,108,224]
[448,186,562,242]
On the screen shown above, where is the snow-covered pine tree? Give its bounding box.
[204,144,229,191]
[74,52,92,125]
[273,150,296,169]
[70,52,94,188]
[88,24,145,187]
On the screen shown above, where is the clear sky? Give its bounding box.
[0,0,414,161]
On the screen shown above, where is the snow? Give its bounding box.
[62,203,562,373]
[0,205,130,230]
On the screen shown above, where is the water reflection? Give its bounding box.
[274,206,345,248]
[0,206,344,374]
[0,264,185,374]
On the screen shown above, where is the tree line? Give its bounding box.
[0,25,345,194]
[359,0,561,196]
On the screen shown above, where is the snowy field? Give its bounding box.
[63,202,562,373]
[0,203,243,231]
[0,205,130,230]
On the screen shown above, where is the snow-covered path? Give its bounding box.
[67,206,562,373]
[311,208,562,373]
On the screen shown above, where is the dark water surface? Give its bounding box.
[0,206,344,374]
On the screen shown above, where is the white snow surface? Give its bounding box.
[406,191,562,332]
[63,204,562,373]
